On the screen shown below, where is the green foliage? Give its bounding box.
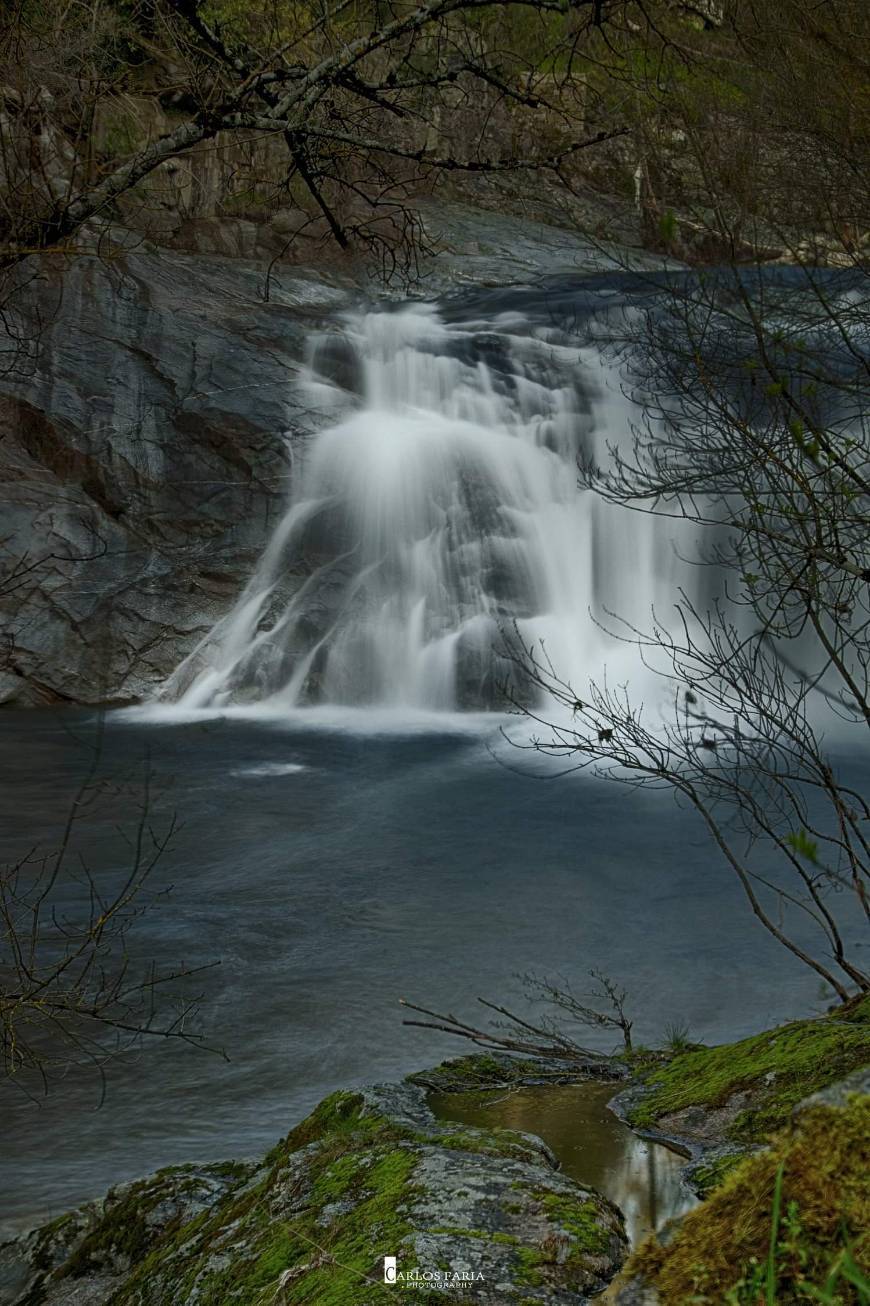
[658,209,678,244]
[723,1158,870,1304]
[786,830,821,864]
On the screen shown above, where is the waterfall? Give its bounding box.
[163,301,678,713]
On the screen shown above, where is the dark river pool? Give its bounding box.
[0,708,862,1235]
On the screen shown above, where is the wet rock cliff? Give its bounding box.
[0,248,348,705]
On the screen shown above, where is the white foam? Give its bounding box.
[120,700,505,737]
[231,762,307,777]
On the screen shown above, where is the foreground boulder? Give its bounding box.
[0,1080,627,1305]
[607,1072,869,1304]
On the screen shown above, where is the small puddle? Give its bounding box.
[429,1081,696,1246]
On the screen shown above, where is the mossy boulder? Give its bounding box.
[408,1051,627,1095]
[609,1081,870,1304]
[614,994,870,1154]
[0,1162,252,1305]
[0,1081,627,1306]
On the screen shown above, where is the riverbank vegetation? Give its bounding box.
[2,2,866,281]
[624,1092,869,1304]
[626,993,870,1144]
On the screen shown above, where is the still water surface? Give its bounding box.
[431,1082,696,1245]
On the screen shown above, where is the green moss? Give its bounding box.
[106,1095,423,1306]
[310,1150,369,1202]
[284,1148,418,1306]
[510,1190,616,1292]
[514,1245,546,1287]
[61,1168,220,1278]
[30,1213,77,1272]
[408,1053,525,1091]
[535,1194,612,1254]
[622,1095,870,1304]
[689,1152,746,1198]
[629,997,870,1143]
[423,1127,539,1162]
[264,1090,370,1164]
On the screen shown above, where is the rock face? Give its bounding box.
[0,247,349,705]
[0,1080,627,1306]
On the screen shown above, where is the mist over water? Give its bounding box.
[163,301,683,714]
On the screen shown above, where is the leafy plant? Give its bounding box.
[725,1163,870,1304]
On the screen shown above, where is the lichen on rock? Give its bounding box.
[0,1081,627,1306]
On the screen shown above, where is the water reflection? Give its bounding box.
[429,1081,696,1245]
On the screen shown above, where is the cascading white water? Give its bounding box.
[164,302,679,712]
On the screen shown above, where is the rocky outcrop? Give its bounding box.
[3,1012,866,1305]
[407,1050,631,1094]
[599,1003,870,1303]
[0,248,350,705]
[0,1080,628,1306]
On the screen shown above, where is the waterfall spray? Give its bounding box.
[163,303,679,713]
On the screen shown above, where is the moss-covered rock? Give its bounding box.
[0,1162,252,1306]
[681,1148,746,1199]
[1,1082,627,1306]
[610,1084,870,1304]
[618,994,870,1150]
[408,1051,627,1095]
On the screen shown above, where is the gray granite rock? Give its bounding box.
[0,1079,627,1306]
[0,249,349,705]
